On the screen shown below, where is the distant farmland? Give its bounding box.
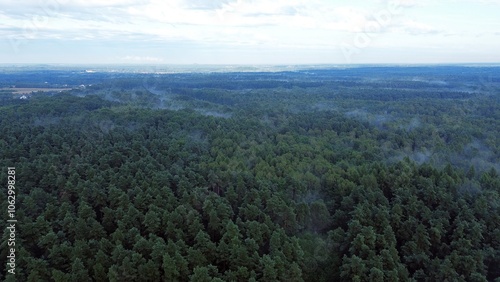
[0,87,72,94]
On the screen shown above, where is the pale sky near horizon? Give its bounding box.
[0,0,499,65]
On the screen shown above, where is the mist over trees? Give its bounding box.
[0,66,499,281]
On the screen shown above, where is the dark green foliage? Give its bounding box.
[0,67,499,281]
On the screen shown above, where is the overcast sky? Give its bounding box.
[0,0,499,65]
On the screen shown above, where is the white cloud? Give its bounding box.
[121,55,164,62]
[395,0,421,7]
[1,0,499,64]
[396,20,441,35]
[455,0,500,4]
[0,0,439,44]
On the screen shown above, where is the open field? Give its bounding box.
[0,87,72,94]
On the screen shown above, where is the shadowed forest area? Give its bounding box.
[0,65,499,281]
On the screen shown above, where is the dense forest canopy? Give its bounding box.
[1,65,499,281]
